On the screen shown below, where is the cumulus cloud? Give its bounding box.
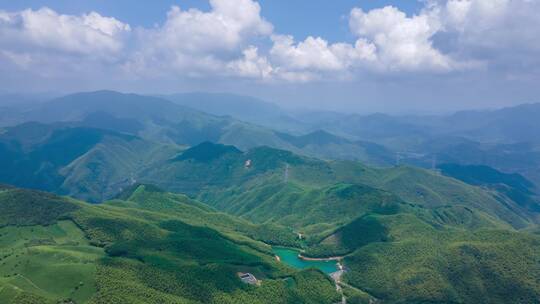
[126,0,272,77]
[0,8,130,57]
[227,46,273,79]
[150,0,271,52]
[0,7,131,82]
[0,0,539,86]
[270,0,540,77]
[426,0,540,76]
[270,35,376,72]
[349,6,454,71]
[436,0,540,51]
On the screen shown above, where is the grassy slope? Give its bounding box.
[438,163,540,215]
[138,144,540,303]
[109,184,300,247]
[144,143,536,232]
[0,123,181,203]
[59,135,180,202]
[342,213,540,304]
[0,221,103,304]
[3,141,540,303]
[330,161,536,228]
[0,185,340,304]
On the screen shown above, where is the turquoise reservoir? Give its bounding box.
[272,247,338,274]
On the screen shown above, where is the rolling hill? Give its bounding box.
[161,92,304,133]
[0,123,180,202]
[2,173,540,303]
[288,104,540,189]
[0,184,340,304]
[2,92,540,303]
[440,103,540,143]
[2,91,396,166]
[3,90,294,151]
[2,139,540,303]
[2,122,537,230]
[141,142,540,231]
[341,212,540,303]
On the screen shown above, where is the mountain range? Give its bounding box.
[1,90,540,303]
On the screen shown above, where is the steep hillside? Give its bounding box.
[110,184,299,247]
[162,92,304,132]
[0,123,179,202]
[400,137,540,190]
[141,142,540,231]
[289,104,540,187]
[441,103,540,143]
[0,185,340,304]
[340,213,540,304]
[138,143,540,303]
[331,162,538,228]
[275,130,394,165]
[12,91,297,151]
[439,163,540,214]
[5,91,400,166]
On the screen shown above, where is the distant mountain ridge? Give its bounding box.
[161,92,304,132]
[2,89,539,189]
[1,90,394,165]
[0,122,179,202]
[143,142,540,230]
[2,90,540,303]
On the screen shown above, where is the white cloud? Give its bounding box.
[437,0,540,50]
[0,8,130,57]
[441,0,509,31]
[425,0,540,76]
[349,6,455,71]
[227,46,273,79]
[0,0,539,87]
[274,35,377,70]
[270,35,347,71]
[127,0,273,77]
[147,0,271,53]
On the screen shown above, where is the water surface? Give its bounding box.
[272,247,338,274]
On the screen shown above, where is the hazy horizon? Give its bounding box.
[1,88,537,116]
[2,0,540,114]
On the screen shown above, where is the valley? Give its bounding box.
[0,91,539,303]
[272,247,339,274]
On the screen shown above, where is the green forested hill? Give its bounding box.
[0,123,181,202]
[438,163,540,214]
[133,143,540,303]
[2,139,540,303]
[2,136,540,303]
[3,91,398,168]
[342,214,540,303]
[13,91,299,152]
[0,185,340,304]
[142,142,539,231]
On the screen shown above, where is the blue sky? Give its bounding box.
[1,0,422,42]
[0,0,539,113]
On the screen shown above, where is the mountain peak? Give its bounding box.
[114,183,165,200]
[276,129,349,148]
[175,142,242,162]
